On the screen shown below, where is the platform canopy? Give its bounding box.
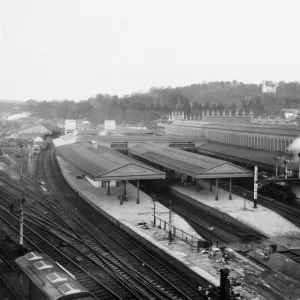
[129,143,253,179]
[79,135,206,142]
[56,142,165,181]
[196,142,295,171]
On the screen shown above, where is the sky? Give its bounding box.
[0,0,300,101]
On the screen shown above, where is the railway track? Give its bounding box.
[280,249,300,264]
[0,252,23,300]
[0,206,124,300]
[140,186,266,244]
[219,181,300,227]
[0,187,211,300]
[44,145,217,299]
[0,144,219,299]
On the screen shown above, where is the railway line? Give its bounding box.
[44,146,218,299]
[0,207,121,300]
[140,185,266,245]
[0,252,22,300]
[280,249,300,264]
[0,145,220,299]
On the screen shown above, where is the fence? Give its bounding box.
[152,215,209,248]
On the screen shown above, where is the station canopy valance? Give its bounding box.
[129,143,253,179]
[56,142,165,181]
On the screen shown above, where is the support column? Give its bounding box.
[124,181,127,194]
[107,181,110,196]
[136,180,140,204]
[215,178,219,201]
[120,181,123,205]
[229,178,232,200]
[196,179,199,192]
[210,181,212,192]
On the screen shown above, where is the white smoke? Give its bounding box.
[289,137,300,152]
[288,137,300,166]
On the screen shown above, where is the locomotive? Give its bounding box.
[259,181,296,203]
[15,252,96,300]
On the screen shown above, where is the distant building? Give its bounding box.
[282,109,299,120]
[16,124,52,140]
[104,120,116,131]
[262,81,277,93]
[65,120,77,134]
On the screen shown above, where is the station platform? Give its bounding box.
[55,152,283,289]
[171,181,300,248]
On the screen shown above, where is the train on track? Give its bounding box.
[235,177,297,203]
[15,252,96,300]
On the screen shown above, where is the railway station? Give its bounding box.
[128,143,253,200]
[55,141,165,204]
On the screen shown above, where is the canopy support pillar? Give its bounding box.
[120,181,123,205]
[107,181,110,196]
[124,181,127,194]
[215,178,219,201]
[229,178,232,200]
[210,181,213,192]
[136,180,140,204]
[196,179,199,192]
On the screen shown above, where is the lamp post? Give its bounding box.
[207,226,214,250]
[168,198,172,242]
[152,196,156,227]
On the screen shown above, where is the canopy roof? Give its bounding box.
[197,142,295,171]
[129,144,253,178]
[56,142,165,181]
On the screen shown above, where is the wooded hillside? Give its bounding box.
[7,81,300,124]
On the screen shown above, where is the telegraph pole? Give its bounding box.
[10,194,26,253]
[168,197,172,242]
[19,143,23,181]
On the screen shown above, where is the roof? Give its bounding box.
[15,252,92,300]
[79,135,205,142]
[171,120,300,138]
[196,142,295,170]
[129,144,252,179]
[56,142,165,181]
[17,124,52,134]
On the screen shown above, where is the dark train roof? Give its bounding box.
[15,252,93,300]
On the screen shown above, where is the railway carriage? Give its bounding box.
[15,252,96,300]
